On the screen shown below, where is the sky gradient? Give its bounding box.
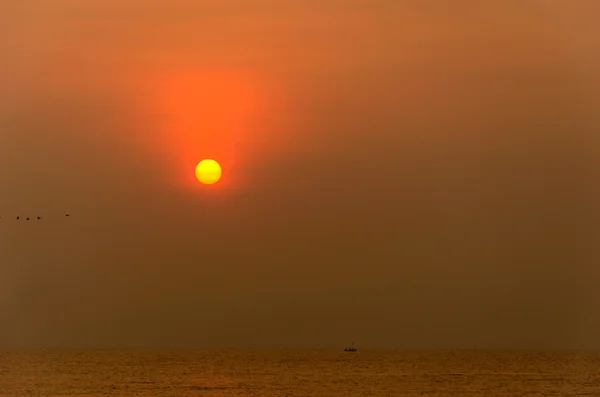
[1,0,599,348]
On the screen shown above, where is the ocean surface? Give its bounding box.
[0,349,599,396]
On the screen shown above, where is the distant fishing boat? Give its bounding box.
[344,342,357,352]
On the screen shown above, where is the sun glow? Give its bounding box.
[151,67,286,190]
[195,159,222,184]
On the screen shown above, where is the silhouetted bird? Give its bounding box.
[1,214,72,220]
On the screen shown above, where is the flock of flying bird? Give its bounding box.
[1,214,71,221]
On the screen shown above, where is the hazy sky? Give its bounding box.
[1,0,599,349]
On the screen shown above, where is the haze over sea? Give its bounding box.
[1,349,599,396]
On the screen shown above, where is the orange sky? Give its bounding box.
[1,0,600,348]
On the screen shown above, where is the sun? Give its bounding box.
[195,159,222,184]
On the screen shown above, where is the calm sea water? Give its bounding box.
[0,349,599,396]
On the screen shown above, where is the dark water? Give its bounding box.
[1,349,599,396]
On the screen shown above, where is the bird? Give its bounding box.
[0,214,72,221]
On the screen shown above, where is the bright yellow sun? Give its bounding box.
[195,159,222,184]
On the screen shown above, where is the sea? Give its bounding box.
[0,349,599,396]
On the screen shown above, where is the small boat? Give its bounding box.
[344,342,357,352]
